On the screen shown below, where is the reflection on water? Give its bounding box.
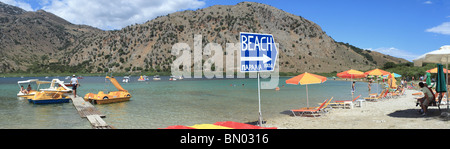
[0,76,379,128]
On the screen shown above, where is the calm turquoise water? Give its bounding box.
[0,76,380,129]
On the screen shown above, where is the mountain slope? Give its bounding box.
[0,2,409,74]
[0,2,102,73]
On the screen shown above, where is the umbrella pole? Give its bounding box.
[306,84,309,107]
[447,57,449,112]
[257,72,263,126]
[351,76,354,99]
[376,76,378,95]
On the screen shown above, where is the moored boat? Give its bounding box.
[123,76,130,83]
[138,75,146,81]
[169,76,177,81]
[17,79,51,99]
[27,79,72,104]
[84,76,132,104]
[153,75,161,81]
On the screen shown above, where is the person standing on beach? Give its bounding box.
[404,79,408,88]
[71,74,79,98]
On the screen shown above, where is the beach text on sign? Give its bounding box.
[240,32,278,72]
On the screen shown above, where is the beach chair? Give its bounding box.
[385,89,395,99]
[368,89,386,98]
[364,89,387,102]
[391,88,405,97]
[328,95,361,109]
[302,97,334,114]
[291,97,333,117]
[400,88,406,96]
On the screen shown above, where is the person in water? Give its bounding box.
[352,81,356,96]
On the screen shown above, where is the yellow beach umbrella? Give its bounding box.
[286,72,327,107]
[364,68,391,76]
[365,68,391,94]
[388,73,397,89]
[337,69,365,77]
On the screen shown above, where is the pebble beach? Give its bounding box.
[265,89,450,129]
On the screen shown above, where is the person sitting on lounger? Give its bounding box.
[417,82,435,116]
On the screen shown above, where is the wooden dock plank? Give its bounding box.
[68,95,112,129]
[87,115,108,127]
[68,95,105,118]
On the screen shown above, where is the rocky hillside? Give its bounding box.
[0,2,101,73]
[0,2,408,74]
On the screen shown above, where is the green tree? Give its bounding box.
[383,62,396,69]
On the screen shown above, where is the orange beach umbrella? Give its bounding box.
[426,67,450,73]
[286,72,327,107]
[337,69,366,98]
[364,68,390,76]
[337,69,366,79]
[365,68,390,94]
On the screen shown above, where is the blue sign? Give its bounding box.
[240,32,278,72]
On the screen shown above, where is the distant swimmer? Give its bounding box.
[275,87,280,91]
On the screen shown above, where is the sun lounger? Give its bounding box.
[368,89,386,98]
[301,97,334,110]
[329,95,361,109]
[301,97,334,114]
[391,89,405,97]
[364,89,387,101]
[417,92,447,111]
[291,97,333,117]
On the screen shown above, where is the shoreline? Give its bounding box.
[264,89,450,129]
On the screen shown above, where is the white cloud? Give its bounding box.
[426,22,450,35]
[40,0,205,30]
[366,47,419,61]
[0,0,33,11]
[424,1,432,4]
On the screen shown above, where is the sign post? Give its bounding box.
[240,32,278,126]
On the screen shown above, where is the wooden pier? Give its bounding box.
[68,95,113,129]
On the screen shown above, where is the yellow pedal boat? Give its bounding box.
[84,76,131,104]
[27,79,72,104]
[17,79,51,99]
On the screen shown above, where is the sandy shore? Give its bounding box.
[265,89,450,129]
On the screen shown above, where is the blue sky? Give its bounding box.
[2,0,450,61]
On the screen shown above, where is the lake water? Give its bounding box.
[0,76,380,129]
